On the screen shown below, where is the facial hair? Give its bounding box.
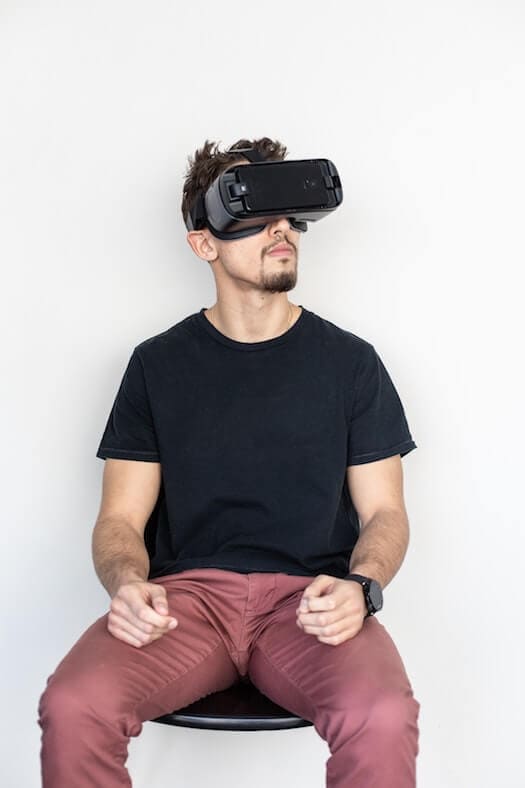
[259,266,297,293]
[259,235,297,293]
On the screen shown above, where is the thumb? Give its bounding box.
[150,588,169,615]
[301,575,335,607]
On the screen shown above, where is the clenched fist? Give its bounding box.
[108,580,178,648]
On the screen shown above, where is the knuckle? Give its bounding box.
[113,628,131,645]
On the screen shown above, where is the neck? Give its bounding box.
[205,301,300,343]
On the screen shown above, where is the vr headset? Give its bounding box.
[185,148,343,240]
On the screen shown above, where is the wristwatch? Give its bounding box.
[344,573,383,618]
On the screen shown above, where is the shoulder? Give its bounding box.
[132,312,199,362]
[307,309,376,360]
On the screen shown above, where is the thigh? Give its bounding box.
[39,583,241,734]
[248,590,418,727]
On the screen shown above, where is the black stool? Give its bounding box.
[150,677,314,732]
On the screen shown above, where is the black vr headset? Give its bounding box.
[185,148,343,240]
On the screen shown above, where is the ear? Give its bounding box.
[186,229,218,262]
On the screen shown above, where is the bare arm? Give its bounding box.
[92,458,162,597]
[347,508,409,590]
[91,458,180,648]
[295,455,411,646]
[92,518,150,597]
[345,454,410,589]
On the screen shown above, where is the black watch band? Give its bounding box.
[343,573,383,617]
[344,573,371,584]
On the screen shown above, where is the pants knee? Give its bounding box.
[38,672,127,734]
[367,691,421,738]
[38,677,88,731]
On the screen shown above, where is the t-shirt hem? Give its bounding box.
[148,557,318,578]
[149,566,315,581]
[96,447,160,462]
[347,440,417,466]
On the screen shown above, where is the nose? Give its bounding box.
[268,216,294,236]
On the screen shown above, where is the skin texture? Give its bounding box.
[94,158,411,648]
[295,463,410,646]
[186,157,303,344]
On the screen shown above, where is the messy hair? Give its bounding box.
[181,137,288,228]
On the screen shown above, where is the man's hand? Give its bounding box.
[295,575,368,645]
[108,581,178,648]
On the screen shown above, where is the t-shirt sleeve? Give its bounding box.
[346,343,417,466]
[96,348,161,463]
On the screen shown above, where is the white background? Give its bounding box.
[1,1,524,786]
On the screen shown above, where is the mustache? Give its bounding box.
[263,236,297,257]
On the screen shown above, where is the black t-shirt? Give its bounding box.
[96,306,417,579]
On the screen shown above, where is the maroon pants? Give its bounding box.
[37,568,420,787]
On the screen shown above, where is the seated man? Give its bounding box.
[38,136,421,788]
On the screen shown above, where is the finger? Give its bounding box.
[297,594,355,620]
[109,612,168,642]
[151,595,170,616]
[107,620,163,648]
[130,600,177,630]
[111,602,163,634]
[110,596,170,633]
[317,627,356,645]
[297,597,336,614]
[302,622,342,637]
[298,611,349,636]
[296,604,348,624]
[116,586,176,630]
[129,610,177,635]
[108,624,144,648]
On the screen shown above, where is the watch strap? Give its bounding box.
[344,573,374,617]
[344,573,371,585]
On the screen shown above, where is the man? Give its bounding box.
[38,136,421,787]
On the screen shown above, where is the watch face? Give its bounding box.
[369,580,383,611]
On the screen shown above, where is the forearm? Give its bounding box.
[348,508,410,589]
[92,518,150,598]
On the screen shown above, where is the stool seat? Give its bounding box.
[150,678,314,732]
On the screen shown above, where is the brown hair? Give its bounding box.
[181,136,288,228]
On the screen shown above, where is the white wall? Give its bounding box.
[2,1,524,786]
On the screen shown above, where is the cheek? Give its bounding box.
[220,243,261,268]
[236,238,264,260]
